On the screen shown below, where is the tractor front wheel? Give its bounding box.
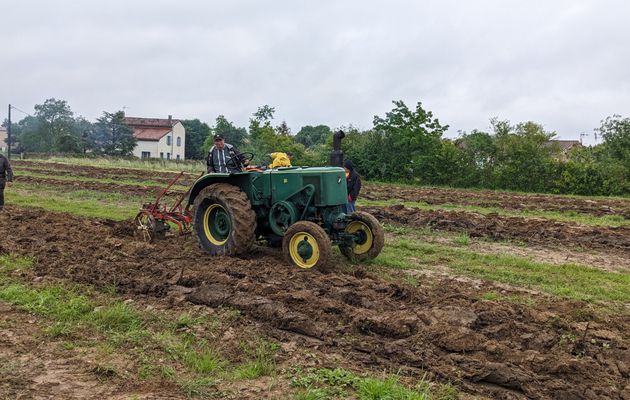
[340,211,384,261]
[283,221,332,271]
[193,184,256,256]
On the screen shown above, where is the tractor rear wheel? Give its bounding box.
[340,211,384,261]
[193,184,256,256]
[283,221,332,271]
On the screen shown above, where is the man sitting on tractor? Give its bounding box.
[268,152,294,169]
[206,134,248,173]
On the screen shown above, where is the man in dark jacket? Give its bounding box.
[0,153,14,211]
[344,159,361,214]
[206,134,247,173]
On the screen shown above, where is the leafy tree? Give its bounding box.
[74,116,94,153]
[341,127,385,180]
[597,115,630,171]
[201,115,248,156]
[249,105,275,144]
[493,121,560,192]
[455,129,497,186]
[557,146,629,195]
[34,98,80,152]
[181,119,212,159]
[90,111,136,156]
[295,125,332,148]
[214,115,248,148]
[246,105,308,165]
[372,100,449,181]
[12,115,48,152]
[276,121,291,136]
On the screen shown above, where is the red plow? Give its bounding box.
[133,172,199,242]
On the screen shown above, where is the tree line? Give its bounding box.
[3,98,629,196]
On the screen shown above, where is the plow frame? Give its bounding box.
[134,171,202,241]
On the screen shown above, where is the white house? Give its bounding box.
[0,127,7,153]
[124,116,186,160]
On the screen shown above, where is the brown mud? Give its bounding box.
[14,174,184,199]
[363,184,630,218]
[363,205,630,256]
[0,303,179,399]
[2,206,630,399]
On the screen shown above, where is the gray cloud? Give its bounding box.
[2,0,628,144]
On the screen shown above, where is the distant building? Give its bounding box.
[124,116,186,160]
[546,140,583,160]
[0,127,7,153]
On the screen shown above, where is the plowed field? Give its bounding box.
[2,159,629,399]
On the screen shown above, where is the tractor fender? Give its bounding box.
[187,173,234,206]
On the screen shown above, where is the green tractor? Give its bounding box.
[186,151,384,270]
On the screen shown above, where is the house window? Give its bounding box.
[177,137,181,147]
[166,136,171,146]
[176,154,180,161]
[141,151,150,159]
[167,152,171,160]
[160,152,164,159]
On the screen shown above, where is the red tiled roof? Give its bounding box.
[123,116,179,141]
[133,127,171,141]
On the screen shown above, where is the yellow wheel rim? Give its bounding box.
[288,232,320,269]
[203,204,229,245]
[346,221,374,255]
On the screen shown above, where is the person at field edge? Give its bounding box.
[0,153,14,212]
[344,159,361,214]
[268,151,294,169]
[206,134,248,173]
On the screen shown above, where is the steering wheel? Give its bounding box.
[226,152,255,170]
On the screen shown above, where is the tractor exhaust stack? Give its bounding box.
[329,130,345,167]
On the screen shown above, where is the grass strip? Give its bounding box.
[376,234,630,303]
[290,367,456,400]
[6,183,141,220]
[359,198,629,227]
[26,156,206,173]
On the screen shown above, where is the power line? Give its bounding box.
[9,104,33,117]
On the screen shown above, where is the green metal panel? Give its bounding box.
[269,167,346,205]
[188,166,347,208]
[319,168,347,206]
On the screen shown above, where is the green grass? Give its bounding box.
[480,291,536,306]
[179,376,219,398]
[0,281,145,339]
[359,198,629,227]
[365,180,630,201]
[0,257,145,339]
[232,340,279,380]
[156,332,225,374]
[28,156,206,173]
[376,235,630,303]
[290,368,455,400]
[6,183,141,220]
[0,254,33,274]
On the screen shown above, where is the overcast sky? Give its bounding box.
[2,0,629,144]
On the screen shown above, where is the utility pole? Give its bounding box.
[7,104,11,160]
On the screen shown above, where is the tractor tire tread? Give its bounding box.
[341,211,384,261]
[193,183,256,256]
